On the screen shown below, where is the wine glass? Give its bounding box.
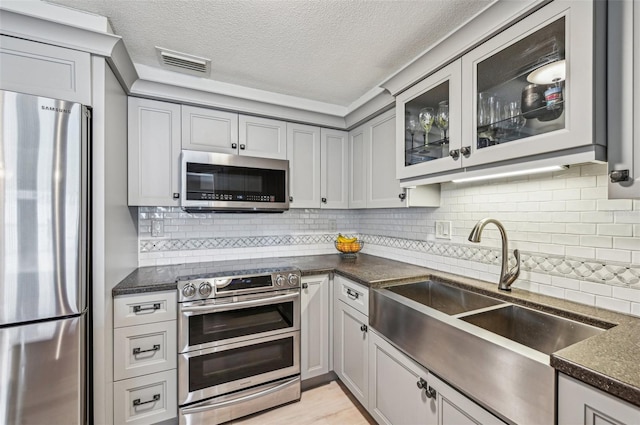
[406,114,420,146]
[436,100,449,141]
[419,107,435,145]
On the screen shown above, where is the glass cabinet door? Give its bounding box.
[395,60,462,180]
[461,1,601,168]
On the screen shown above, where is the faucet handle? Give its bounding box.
[512,249,521,271]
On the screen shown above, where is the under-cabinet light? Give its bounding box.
[451,165,568,183]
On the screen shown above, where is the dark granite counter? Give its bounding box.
[113,253,640,407]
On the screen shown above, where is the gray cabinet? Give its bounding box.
[287,123,321,208]
[300,274,331,381]
[333,276,369,409]
[0,35,91,105]
[181,105,238,154]
[368,330,437,425]
[128,97,181,206]
[239,115,287,160]
[321,128,350,209]
[608,0,640,199]
[350,111,440,208]
[558,373,640,425]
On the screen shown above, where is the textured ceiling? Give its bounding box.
[48,0,493,107]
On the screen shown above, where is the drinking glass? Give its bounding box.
[436,100,449,141]
[507,101,526,137]
[477,92,491,127]
[419,107,435,145]
[406,114,420,145]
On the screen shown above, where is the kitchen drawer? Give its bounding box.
[335,275,369,316]
[114,291,176,328]
[113,369,177,425]
[114,321,177,381]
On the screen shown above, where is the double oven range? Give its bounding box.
[177,268,302,424]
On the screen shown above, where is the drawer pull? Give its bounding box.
[346,288,359,300]
[133,303,161,314]
[132,344,161,355]
[133,394,160,407]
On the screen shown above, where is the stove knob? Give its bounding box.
[182,283,196,298]
[199,282,212,297]
[275,275,286,286]
[288,274,300,286]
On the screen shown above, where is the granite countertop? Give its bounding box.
[113,253,640,407]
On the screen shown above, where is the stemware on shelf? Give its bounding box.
[436,100,449,140]
[406,114,420,146]
[419,107,435,145]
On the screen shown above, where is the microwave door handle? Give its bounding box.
[180,291,299,314]
[180,377,299,415]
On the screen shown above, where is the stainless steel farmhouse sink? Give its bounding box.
[459,304,607,355]
[387,280,504,315]
[370,281,612,425]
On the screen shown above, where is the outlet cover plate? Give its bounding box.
[435,221,451,240]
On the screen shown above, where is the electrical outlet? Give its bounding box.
[328,219,337,232]
[151,219,164,237]
[435,221,451,240]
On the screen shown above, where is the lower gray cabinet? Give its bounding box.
[368,330,437,424]
[334,288,369,409]
[558,373,640,425]
[368,329,505,425]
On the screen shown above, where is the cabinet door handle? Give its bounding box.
[133,394,160,407]
[461,146,471,157]
[232,143,238,149]
[346,288,359,299]
[449,149,460,160]
[398,192,406,201]
[132,344,161,355]
[240,144,246,150]
[426,386,437,399]
[417,378,427,389]
[302,283,308,289]
[289,196,294,202]
[173,193,180,199]
[321,197,327,203]
[360,324,368,333]
[133,303,161,313]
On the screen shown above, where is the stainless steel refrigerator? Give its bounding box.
[0,90,89,424]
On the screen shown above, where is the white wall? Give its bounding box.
[137,163,640,316]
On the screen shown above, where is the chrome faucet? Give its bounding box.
[468,218,520,291]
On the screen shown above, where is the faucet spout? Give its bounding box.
[468,218,520,291]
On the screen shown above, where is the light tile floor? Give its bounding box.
[232,380,375,425]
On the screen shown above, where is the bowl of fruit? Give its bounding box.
[335,234,364,258]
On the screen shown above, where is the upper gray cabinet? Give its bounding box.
[0,35,91,105]
[396,0,606,183]
[181,105,238,154]
[181,106,287,160]
[607,0,640,199]
[128,97,181,206]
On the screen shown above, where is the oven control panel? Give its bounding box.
[177,269,302,302]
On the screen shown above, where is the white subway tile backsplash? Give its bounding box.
[580,281,613,297]
[597,224,634,237]
[579,235,612,248]
[597,199,634,211]
[595,296,631,314]
[136,164,640,317]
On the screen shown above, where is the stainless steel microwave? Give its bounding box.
[180,150,289,212]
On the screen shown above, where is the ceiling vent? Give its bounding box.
[156,47,211,76]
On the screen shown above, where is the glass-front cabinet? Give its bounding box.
[396,0,605,180]
[396,60,461,179]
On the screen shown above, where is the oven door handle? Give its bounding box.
[180,376,299,415]
[180,291,299,314]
